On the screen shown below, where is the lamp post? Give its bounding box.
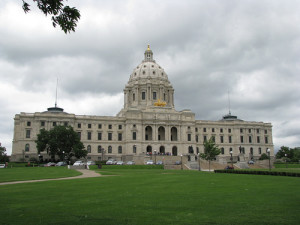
[197,153,201,171]
[38,154,40,167]
[230,150,233,168]
[285,153,287,168]
[154,150,157,165]
[267,148,271,171]
[62,151,65,163]
[180,154,183,170]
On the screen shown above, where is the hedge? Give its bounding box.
[214,169,300,177]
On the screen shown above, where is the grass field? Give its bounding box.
[0,167,299,225]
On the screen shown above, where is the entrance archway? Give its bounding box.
[146,145,152,153]
[159,146,165,154]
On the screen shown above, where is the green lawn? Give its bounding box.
[274,163,300,168]
[0,167,299,225]
[0,167,81,182]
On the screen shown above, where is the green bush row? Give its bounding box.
[214,169,300,177]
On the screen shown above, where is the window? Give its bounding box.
[78,123,81,128]
[118,146,122,154]
[212,128,215,132]
[77,132,81,140]
[53,122,57,126]
[25,144,30,152]
[133,145,136,154]
[248,129,251,133]
[98,132,102,140]
[98,146,102,153]
[229,136,232,143]
[240,128,243,133]
[87,132,92,140]
[88,124,92,129]
[259,147,262,154]
[98,124,102,129]
[203,128,207,132]
[249,136,252,143]
[87,145,91,153]
[257,136,260,143]
[133,93,135,101]
[240,136,244,143]
[265,129,268,134]
[133,124,136,128]
[108,146,112,153]
[188,134,191,141]
[195,128,198,132]
[265,136,268,144]
[26,130,31,138]
[142,92,146,100]
[220,128,223,133]
[64,122,68,126]
[108,133,112,141]
[118,133,122,141]
[220,136,224,143]
[132,132,136,140]
[221,148,224,154]
[27,121,31,126]
[196,135,199,143]
[153,92,157,100]
[41,121,45,126]
[118,125,122,129]
[228,128,231,133]
[108,124,112,129]
[256,129,260,134]
[203,135,207,141]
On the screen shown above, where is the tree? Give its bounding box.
[0,143,9,162]
[276,146,290,159]
[22,0,81,33]
[200,137,221,171]
[259,153,269,160]
[36,125,87,161]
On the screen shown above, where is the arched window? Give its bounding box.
[172,146,177,156]
[87,145,91,153]
[171,127,177,141]
[159,146,165,154]
[98,145,102,153]
[158,126,165,141]
[145,126,153,140]
[133,145,136,154]
[146,145,152,153]
[118,146,122,154]
[108,146,112,153]
[25,144,30,152]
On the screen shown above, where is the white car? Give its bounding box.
[116,161,124,165]
[126,161,135,165]
[0,164,6,168]
[146,160,154,165]
[73,161,84,166]
[106,159,117,165]
[87,161,96,166]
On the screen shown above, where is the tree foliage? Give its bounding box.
[0,143,9,162]
[200,137,221,171]
[276,146,300,162]
[22,0,81,33]
[259,153,269,160]
[36,125,87,160]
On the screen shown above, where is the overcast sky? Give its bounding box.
[1,0,300,155]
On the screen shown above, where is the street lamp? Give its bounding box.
[267,148,271,171]
[38,154,41,167]
[197,153,201,171]
[230,150,233,168]
[285,153,288,168]
[180,154,183,170]
[154,150,157,165]
[62,151,65,163]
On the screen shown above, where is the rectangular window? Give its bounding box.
[132,132,136,140]
[229,136,232,143]
[87,132,92,140]
[220,128,223,133]
[249,136,252,143]
[248,129,251,133]
[118,133,122,141]
[257,129,260,134]
[26,130,31,138]
[153,92,157,100]
[98,132,102,140]
[98,124,102,129]
[257,136,260,143]
[41,121,45,126]
[195,128,198,132]
[53,122,57,126]
[265,130,268,134]
[108,124,112,129]
[196,135,199,143]
[228,128,231,133]
[27,121,31,126]
[88,124,92,129]
[108,133,112,141]
[220,136,224,143]
[265,136,268,144]
[203,128,207,132]
[133,93,135,101]
[212,128,215,132]
[118,147,122,154]
[77,132,81,140]
[78,123,81,128]
[240,128,243,133]
[118,125,122,130]
[133,146,136,154]
[203,135,207,141]
[240,136,244,143]
[188,134,191,141]
[142,92,146,100]
[259,148,262,154]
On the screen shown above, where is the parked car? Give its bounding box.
[175,161,181,165]
[44,162,56,167]
[248,160,254,164]
[106,159,117,165]
[56,161,67,166]
[87,161,96,166]
[156,160,163,165]
[146,160,154,165]
[116,161,124,165]
[126,161,135,165]
[0,164,6,168]
[73,161,84,166]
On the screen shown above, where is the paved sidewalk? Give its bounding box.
[0,169,101,186]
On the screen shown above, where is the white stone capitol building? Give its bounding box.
[11,46,274,162]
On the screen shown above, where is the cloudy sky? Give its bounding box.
[1,0,300,155]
